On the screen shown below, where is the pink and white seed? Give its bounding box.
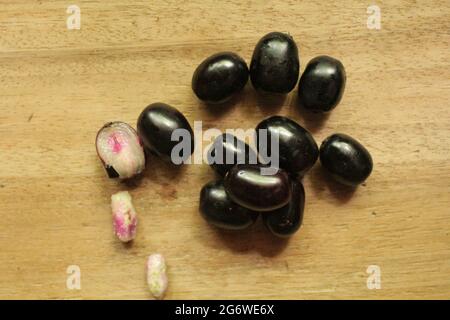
[111,191,138,242]
[147,254,168,299]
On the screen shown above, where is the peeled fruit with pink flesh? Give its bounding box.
[96,121,146,179]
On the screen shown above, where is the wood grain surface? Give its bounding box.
[0,0,449,299]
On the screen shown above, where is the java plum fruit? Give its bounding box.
[256,116,318,176]
[263,179,305,238]
[224,164,292,212]
[207,133,258,177]
[96,121,145,179]
[192,52,249,104]
[250,32,300,94]
[137,103,194,163]
[199,180,258,230]
[320,133,373,186]
[298,55,346,113]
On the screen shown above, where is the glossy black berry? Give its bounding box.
[199,180,258,230]
[320,133,373,186]
[224,164,292,212]
[298,55,346,112]
[256,116,318,176]
[192,52,249,104]
[137,103,194,163]
[263,179,305,237]
[207,133,258,177]
[250,32,300,94]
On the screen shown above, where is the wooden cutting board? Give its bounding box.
[0,0,449,299]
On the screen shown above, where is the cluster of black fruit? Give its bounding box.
[97,32,373,238]
[194,32,373,237]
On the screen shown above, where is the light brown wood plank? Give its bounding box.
[0,0,449,299]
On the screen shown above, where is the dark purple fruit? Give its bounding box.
[192,52,249,104]
[224,164,292,211]
[250,32,300,94]
[137,103,194,163]
[298,55,346,112]
[320,133,373,186]
[256,116,318,176]
[263,179,305,238]
[207,133,258,177]
[95,121,145,179]
[199,180,258,230]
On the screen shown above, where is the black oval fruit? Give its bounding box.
[320,133,373,186]
[298,55,346,112]
[263,179,305,238]
[224,164,292,211]
[256,116,318,176]
[207,133,258,177]
[192,52,249,104]
[250,32,300,94]
[199,180,258,230]
[137,103,194,163]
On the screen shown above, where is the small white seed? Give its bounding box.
[147,254,168,299]
[111,191,137,242]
